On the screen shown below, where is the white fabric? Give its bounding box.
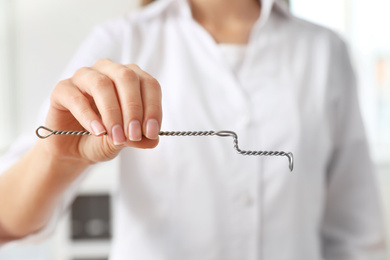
[0,0,387,259]
[218,44,247,72]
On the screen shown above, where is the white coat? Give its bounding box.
[0,0,386,259]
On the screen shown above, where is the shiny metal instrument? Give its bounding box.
[36,126,294,171]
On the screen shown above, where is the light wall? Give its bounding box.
[0,0,15,151]
[0,0,140,150]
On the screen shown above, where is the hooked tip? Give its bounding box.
[286,152,294,172]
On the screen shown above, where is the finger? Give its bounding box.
[72,66,126,146]
[126,137,159,149]
[93,59,143,142]
[51,79,106,136]
[126,64,162,140]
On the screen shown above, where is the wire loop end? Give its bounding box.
[36,126,55,139]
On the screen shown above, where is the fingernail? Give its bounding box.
[112,125,126,145]
[91,120,106,135]
[146,119,159,140]
[129,120,142,141]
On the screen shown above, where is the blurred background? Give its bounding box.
[0,0,389,259]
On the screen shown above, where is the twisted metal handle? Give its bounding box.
[36,126,294,171]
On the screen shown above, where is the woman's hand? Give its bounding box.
[41,58,162,165]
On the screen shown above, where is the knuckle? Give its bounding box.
[145,103,161,114]
[143,76,159,87]
[53,79,68,92]
[126,63,141,70]
[91,75,113,90]
[69,94,87,107]
[125,101,143,112]
[51,80,71,104]
[73,67,90,78]
[116,67,138,82]
[94,58,112,67]
[102,104,121,114]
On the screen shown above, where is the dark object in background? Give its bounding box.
[74,258,107,260]
[71,194,111,240]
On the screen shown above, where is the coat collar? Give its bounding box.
[138,0,290,24]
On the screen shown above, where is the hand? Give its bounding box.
[40,58,162,165]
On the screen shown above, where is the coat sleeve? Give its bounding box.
[0,100,92,248]
[321,35,387,260]
[0,18,125,247]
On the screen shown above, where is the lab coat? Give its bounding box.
[0,0,386,259]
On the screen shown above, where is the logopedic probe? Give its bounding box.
[36,126,294,172]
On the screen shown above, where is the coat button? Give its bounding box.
[237,192,254,207]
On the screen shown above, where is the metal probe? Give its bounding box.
[36,126,294,171]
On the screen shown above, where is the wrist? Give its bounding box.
[32,141,92,177]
